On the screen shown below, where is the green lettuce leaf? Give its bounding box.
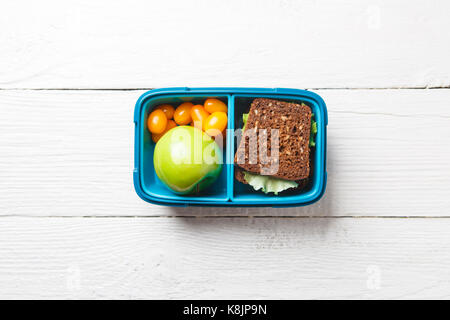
[309,114,317,147]
[242,113,249,130]
[243,171,298,195]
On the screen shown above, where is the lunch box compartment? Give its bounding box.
[231,94,325,205]
[134,88,327,207]
[138,93,230,203]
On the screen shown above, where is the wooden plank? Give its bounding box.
[0,217,449,299]
[1,0,450,89]
[0,89,449,216]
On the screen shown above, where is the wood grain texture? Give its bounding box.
[0,217,449,299]
[1,0,450,89]
[1,89,449,217]
[2,0,449,301]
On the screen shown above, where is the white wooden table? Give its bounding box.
[1,0,450,299]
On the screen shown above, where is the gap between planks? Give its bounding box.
[1,86,450,91]
[1,215,450,219]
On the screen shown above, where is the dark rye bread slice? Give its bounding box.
[234,98,312,181]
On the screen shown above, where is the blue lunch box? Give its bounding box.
[133,87,327,207]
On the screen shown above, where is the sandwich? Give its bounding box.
[234,98,317,194]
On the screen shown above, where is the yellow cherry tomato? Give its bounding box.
[147,109,167,134]
[204,98,228,114]
[174,102,194,125]
[190,105,210,130]
[155,104,175,119]
[152,119,177,143]
[204,112,228,137]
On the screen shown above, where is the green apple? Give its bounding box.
[153,126,223,194]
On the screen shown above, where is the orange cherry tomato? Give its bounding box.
[191,120,202,130]
[165,119,177,132]
[152,133,162,143]
[204,98,228,114]
[190,105,210,130]
[174,102,194,125]
[152,120,177,143]
[155,104,175,119]
[204,112,228,137]
[147,109,167,134]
